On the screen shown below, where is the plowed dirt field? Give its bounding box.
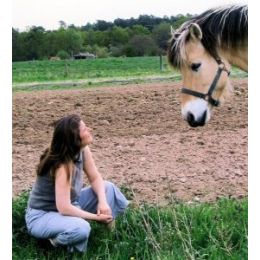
[13,79,248,204]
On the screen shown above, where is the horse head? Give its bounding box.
[169,23,232,127]
[168,5,247,127]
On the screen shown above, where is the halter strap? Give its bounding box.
[181,59,230,107]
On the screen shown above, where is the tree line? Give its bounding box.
[12,14,193,61]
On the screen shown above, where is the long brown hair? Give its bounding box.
[37,114,82,180]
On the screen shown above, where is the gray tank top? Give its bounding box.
[28,151,84,211]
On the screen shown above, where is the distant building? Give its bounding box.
[73,52,96,59]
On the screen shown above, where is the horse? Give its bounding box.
[167,5,248,127]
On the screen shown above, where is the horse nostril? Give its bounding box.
[187,112,198,127]
[186,111,207,127]
[187,112,194,122]
[200,110,207,126]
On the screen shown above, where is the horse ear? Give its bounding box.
[189,23,203,40]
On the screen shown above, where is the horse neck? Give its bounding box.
[220,46,248,72]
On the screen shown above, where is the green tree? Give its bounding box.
[131,25,150,36]
[172,14,193,29]
[110,26,130,45]
[93,30,110,47]
[125,35,158,56]
[43,31,59,57]
[54,28,83,56]
[12,14,194,61]
[83,29,96,46]
[152,22,172,53]
[65,29,83,55]
[23,26,46,60]
[12,28,23,61]
[94,20,113,31]
[59,20,67,29]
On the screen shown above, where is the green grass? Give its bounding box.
[12,57,248,91]
[12,75,182,92]
[13,191,248,260]
[12,56,173,83]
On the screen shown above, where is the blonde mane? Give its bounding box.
[168,5,248,68]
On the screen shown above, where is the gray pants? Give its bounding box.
[25,181,129,252]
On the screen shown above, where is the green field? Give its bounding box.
[13,192,247,260]
[12,56,247,91]
[12,56,173,82]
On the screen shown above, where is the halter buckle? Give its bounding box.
[217,59,231,76]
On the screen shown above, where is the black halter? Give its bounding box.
[181,59,231,107]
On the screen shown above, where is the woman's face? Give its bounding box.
[79,120,93,147]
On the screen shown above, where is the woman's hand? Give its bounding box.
[94,213,113,223]
[97,201,112,216]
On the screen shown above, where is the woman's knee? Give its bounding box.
[74,220,91,240]
[57,220,91,245]
[105,181,115,192]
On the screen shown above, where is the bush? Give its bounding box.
[94,46,109,58]
[109,45,124,57]
[57,50,70,60]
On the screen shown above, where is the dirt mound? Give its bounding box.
[13,79,248,203]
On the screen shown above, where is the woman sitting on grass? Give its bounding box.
[25,114,129,253]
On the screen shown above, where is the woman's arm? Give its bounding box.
[55,164,112,223]
[83,146,112,215]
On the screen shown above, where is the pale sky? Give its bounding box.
[13,0,248,31]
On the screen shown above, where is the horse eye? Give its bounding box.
[191,63,201,72]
